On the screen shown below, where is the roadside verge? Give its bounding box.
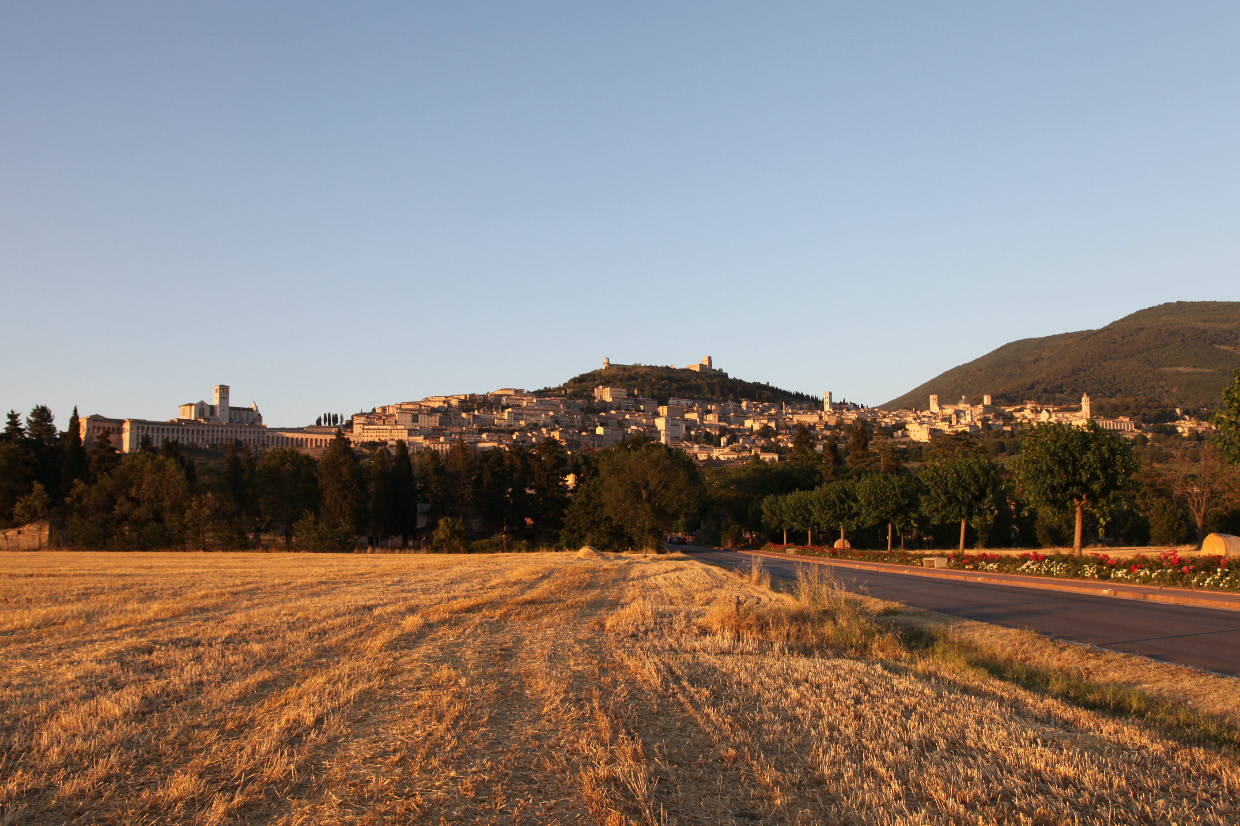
[733,547,1240,614]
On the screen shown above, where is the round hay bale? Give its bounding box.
[1201,533,1240,557]
[833,538,851,550]
[577,546,600,559]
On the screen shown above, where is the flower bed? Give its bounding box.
[764,545,1240,593]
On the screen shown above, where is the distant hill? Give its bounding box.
[882,301,1240,416]
[537,364,818,406]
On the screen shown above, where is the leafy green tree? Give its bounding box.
[12,481,52,525]
[856,472,921,551]
[784,488,819,545]
[316,430,362,533]
[812,479,859,547]
[563,438,704,550]
[432,515,468,552]
[921,453,1002,552]
[1015,422,1136,554]
[927,432,982,460]
[1215,369,1240,465]
[761,493,791,545]
[706,455,823,539]
[65,453,196,549]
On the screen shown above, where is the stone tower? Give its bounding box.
[983,394,993,407]
[214,385,230,423]
[1081,392,1092,420]
[929,394,940,414]
[603,357,610,370]
[823,391,833,412]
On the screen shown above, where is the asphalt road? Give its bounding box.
[689,548,1240,677]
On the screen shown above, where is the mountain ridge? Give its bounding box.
[882,301,1240,414]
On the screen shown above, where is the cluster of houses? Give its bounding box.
[78,359,1213,464]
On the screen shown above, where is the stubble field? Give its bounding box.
[2,550,1239,825]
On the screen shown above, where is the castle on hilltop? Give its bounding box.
[602,355,728,378]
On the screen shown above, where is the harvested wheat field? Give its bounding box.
[2,551,1239,825]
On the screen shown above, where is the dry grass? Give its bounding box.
[2,551,1239,825]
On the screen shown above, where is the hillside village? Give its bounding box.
[342,357,1213,464]
[75,357,1218,463]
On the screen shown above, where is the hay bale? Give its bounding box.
[577,546,600,559]
[833,538,851,550]
[1201,533,1240,557]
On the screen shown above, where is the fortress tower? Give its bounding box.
[929,394,940,414]
[824,391,833,412]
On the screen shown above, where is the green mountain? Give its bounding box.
[882,301,1240,416]
[537,364,817,407]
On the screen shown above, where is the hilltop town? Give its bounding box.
[77,357,1214,462]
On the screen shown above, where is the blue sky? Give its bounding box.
[3,2,1238,428]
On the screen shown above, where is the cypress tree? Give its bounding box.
[60,407,88,502]
[391,441,418,546]
[317,430,362,533]
[367,446,397,545]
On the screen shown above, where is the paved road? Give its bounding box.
[689,548,1240,677]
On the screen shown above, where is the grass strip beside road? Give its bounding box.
[734,556,1240,756]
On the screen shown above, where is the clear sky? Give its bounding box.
[3,2,1238,428]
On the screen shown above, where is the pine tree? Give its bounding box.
[25,406,60,497]
[2,410,23,443]
[88,430,120,480]
[256,448,319,544]
[846,422,872,471]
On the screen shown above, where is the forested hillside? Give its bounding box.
[884,301,1240,414]
[538,364,818,406]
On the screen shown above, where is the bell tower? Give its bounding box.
[213,385,230,423]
